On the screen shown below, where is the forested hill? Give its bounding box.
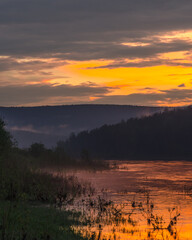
[0,105,162,147]
[63,106,192,160]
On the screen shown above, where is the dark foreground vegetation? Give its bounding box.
[0,119,96,240]
[25,142,108,170]
[63,106,192,160]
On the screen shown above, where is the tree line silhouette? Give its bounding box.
[62,106,192,160]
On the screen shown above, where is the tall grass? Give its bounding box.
[0,149,94,205]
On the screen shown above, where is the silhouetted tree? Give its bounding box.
[29,143,46,158]
[0,119,12,156]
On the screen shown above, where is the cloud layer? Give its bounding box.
[1,0,192,60]
[1,0,192,106]
[92,89,192,106]
[0,83,112,106]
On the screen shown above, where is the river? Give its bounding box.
[67,161,192,240]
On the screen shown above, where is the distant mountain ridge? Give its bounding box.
[0,105,164,147]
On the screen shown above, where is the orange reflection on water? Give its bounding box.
[70,161,192,240]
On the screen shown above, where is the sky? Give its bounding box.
[1,0,192,106]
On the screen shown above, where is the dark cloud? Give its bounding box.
[178,83,185,87]
[0,57,66,72]
[87,57,192,69]
[91,89,192,106]
[0,83,112,106]
[0,0,192,61]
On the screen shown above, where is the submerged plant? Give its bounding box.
[131,192,180,240]
[76,191,181,240]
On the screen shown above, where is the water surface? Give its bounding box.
[70,161,192,239]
